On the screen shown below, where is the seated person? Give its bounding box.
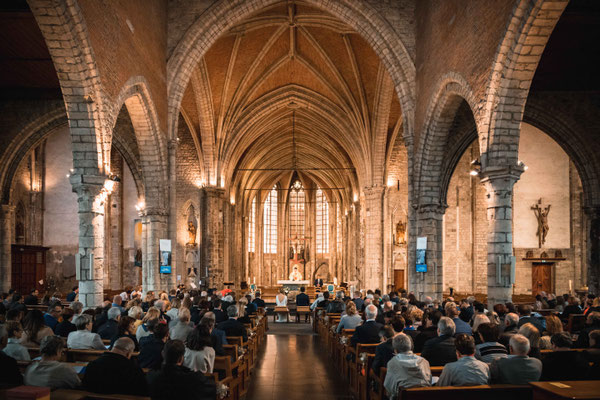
[98,307,121,340]
[217,305,248,342]
[541,332,589,381]
[55,308,76,338]
[147,339,216,399]
[575,312,600,348]
[326,291,346,314]
[414,309,442,353]
[519,323,542,359]
[170,308,194,343]
[372,325,396,375]
[499,312,520,348]
[336,302,362,333]
[296,287,310,307]
[475,323,508,363]
[83,337,147,396]
[43,301,62,332]
[24,289,39,306]
[67,314,106,350]
[2,321,30,361]
[490,334,542,384]
[421,317,457,366]
[245,294,258,315]
[384,333,431,399]
[517,304,545,334]
[24,336,81,389]
[211,299,227,323]
[437,334,490,386]
[200,312,227,356]
[66,286,78,302]
[183,324,215,373]
[0,324,23,386]
[350,305,383,346]
[20,309,53,347]
[110,315,139,351]
[318,291,331,309]
[445,302,472,335]
[136,307,161,342]
[252,292,266,309]
[139,322,169,370]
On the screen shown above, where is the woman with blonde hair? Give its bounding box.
[518,322,541,359]
[136,307,161,341]
[540,314,563,349]
[237,297,252,324]
[336,301,362,333]
[128,306,144,330]
[166,297,181,321]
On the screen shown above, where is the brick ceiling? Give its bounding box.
[180,1,402,200]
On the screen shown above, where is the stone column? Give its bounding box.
[70,175,106,308]
[413,204,445,300]
[200,187,225,289]
[363,186,385,291]
[140,208,171,293]
[585,206,600,294]
[0,204,15,292]
[480,165,523,307]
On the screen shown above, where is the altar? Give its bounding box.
[276,280,310,292]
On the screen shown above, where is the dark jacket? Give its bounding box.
[561,305,583,321]
[82,352,148,396]
[296,293,310,307]
[0,352,23,386]
[421,334,457,366]
[372,338,394,375]
[66,291,77,302]
[24,295,38,306]
[147,365,216,400]
[246,302,258,315]
[541,351,589,381]
[518,316,545,334]
[213,309,227,324]
[350,320,382,346]
[326,300,345,314]
[110,333,139,351]
[414,326,438,353]
[352,298,364,311]
[575,322,600,348]
[211,329,227,357]
[138,335,165,370]
[499,325,518,348]
[490,355,542,384]
[55,320,76,338]
[217,318,248,341]
[252,298,266,308]
[98,319,119,340]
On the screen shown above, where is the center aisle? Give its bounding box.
[246,322,353,400]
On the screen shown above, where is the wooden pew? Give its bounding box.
[296,306,311,323]
[567,314,586,333]
[399,384,532,400]
[273,306,290,323]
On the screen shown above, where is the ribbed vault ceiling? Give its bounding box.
[180,1,402,209]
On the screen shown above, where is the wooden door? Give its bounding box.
[532,262,552,297]
[11,245,48,294]
[394,269,405,292]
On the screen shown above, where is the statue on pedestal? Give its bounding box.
[289,265,303,281]
[187,221,197,246]
[531,200,551,248]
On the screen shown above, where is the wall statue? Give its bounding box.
[395,220,406,245]
[531,199,551,248]
[187,221,197,245]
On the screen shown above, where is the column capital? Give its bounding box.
[363,185,385,198]
[416,203,448,216]
[202,186,225,197]
[139,207,169,218]
[479,164,524,186]
[69,174,106,195]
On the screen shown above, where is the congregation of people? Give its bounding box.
[0,286,264,399]
[312,289,600,399]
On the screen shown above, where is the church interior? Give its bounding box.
[1,0,600,399]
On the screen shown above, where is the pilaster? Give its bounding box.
[201,186,225,289]
[413,203,446,300]
[140,207,170,293]
[363,186,385,290]
[584,206,600,294]
[0,204,15,292]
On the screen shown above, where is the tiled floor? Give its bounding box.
[246,322,353,400]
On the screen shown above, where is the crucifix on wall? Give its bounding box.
[531,198,551,248]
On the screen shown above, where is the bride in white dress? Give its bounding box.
[275,289,288,323]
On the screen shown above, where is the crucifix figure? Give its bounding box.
[531,199,551,248]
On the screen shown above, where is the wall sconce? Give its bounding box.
[518,160,528,171]
[135,201,145,212]
[353,193,358,203]
[469,159,481,176]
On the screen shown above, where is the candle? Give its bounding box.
[253,276,256,284]
[569,280,572,293]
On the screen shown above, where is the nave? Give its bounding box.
[246,323,352,400]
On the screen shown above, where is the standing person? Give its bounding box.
[490,334,542,384]
[24,336,81,389]
[147,340,216,399]
[437,334,490,386]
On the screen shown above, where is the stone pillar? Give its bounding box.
[200,187,225,289]
[0,205,15,292]
[414,204,445,300]
[363,186,385,291]
[141,209,171,293]
[71,175,106,308]
[585,206,600,294]
[480,166,523,307]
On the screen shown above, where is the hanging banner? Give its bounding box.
[159,239,172,274]
[416,236,427,272]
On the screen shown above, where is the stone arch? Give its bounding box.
[28,0,111,175]
[113,77,169,213]
[415,73,478,209]
[479,0,568,167]
[166,0,416,148]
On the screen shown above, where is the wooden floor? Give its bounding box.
[246,322,353,400]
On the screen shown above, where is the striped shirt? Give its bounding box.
[475,342,508,364]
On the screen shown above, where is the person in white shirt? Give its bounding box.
[183,323,215,373]
[384,333,432,399]
[2,321,30,361]
[67,314,105,350]
[24,335,81,389]
[310,294,324,311]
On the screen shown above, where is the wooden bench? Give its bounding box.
[399,384,532,400]
[296,306,311,323]
[273,306,290,322]
[567,314,587,333]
